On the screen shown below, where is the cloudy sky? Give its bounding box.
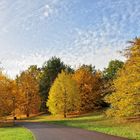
[0,0,140,78]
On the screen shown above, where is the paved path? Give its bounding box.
[17,122,129,140]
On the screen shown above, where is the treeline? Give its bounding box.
[0,38,139,118]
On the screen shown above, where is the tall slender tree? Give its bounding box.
[39,57,66,111]
[17,65,41,117]
[0,72,16,118]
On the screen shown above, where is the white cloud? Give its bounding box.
[43,4,53,18]
[0,0,139,78]
[1,52,48,78]
[57,19,127,70]
[0,18,127,78]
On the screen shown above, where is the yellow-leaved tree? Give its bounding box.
[47,71,80,118]
[105,38,140,117]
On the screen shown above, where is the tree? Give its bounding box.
[47,71,79,118]
[101,60,124,107]
[17,65,41,117]
[103,60,124,80]
[64,65,74,74]
[0,72,17,118]
[73,66,102,112]
[105,38,140,117]
[39,57,66,111]
[80,64,96,73]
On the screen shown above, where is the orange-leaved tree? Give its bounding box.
[0,72,17,118]
[17,65,41,117]
[73,65,103,113]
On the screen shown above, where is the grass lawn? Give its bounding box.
[0,127,34,140]
[27,112,140,140]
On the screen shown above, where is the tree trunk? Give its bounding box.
[64,112,66,118]
[26,111,29,117]
[64,89,67,118]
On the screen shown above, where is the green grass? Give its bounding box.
[27,112,140,140]
[0,127,34,140]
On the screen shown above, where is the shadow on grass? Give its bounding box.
[0,120,15,127]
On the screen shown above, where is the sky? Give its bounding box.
[0,0,140,78]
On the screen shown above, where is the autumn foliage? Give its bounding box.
[47,71,79,117]
[105,38,140,117]
[16,66,41,117]
[0,73,15,117]
[0,38,140,118]
[73,67,102,112]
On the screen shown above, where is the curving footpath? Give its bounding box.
[17,122,129,140]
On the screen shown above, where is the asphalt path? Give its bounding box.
[17,122,130,140]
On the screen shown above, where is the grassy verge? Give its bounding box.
[27,112,140,140]
[0,127,34,140]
